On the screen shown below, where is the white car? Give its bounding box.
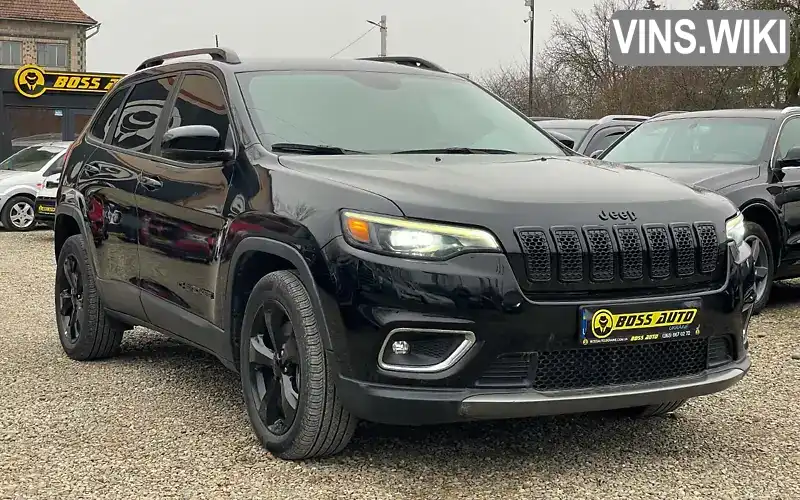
[34,172,61,229]
[0,142,71,231]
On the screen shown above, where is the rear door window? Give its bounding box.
[110,76,179,153]
[89,88,128,142]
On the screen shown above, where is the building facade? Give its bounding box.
[0,0,98,72]
[0,1,125,161]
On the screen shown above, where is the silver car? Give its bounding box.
[0,142,70,231]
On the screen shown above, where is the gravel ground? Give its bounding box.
[0,230,798,499]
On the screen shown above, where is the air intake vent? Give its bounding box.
[584,227,615,281]
[671,223,696,276]
[644,225,671,279]
[615,225,644,280]
[517,230,551,282]
[551,227,583,282]
[695,223,719,273]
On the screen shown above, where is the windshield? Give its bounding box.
[237,70,567,155]
[602,117,773,165]
[0,145,62,172]
[545,128,589,144]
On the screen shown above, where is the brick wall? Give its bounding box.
[0,19,86,71]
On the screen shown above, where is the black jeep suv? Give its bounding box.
[53,48,755,460]
[598,108,800,313]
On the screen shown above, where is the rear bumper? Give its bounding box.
[337,356,750,425]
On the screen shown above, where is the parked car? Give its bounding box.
[0,142,70,231]
[34,172,60,229]
[53,48,755,460]
[536,115,649,155]
[597,107,800,313]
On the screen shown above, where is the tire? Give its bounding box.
[622,400,687,418]
[743,221,774,315]
[1,195,36,231]
[239,270,357,460]
[55,234,125,360]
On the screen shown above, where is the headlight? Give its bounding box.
[725,211,746,246]
[341,210,501,260]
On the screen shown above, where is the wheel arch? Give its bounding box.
[225,237,337,369]
[53,203,91,261]
[741,201,782,262]
[1,190,36,211]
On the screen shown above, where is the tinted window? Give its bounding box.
[167,73,231,151]
[587,131,625,154]
[111,76,178,153]
[89,89,128,141]
[776,118,800,159]
[602,117,773,165]
[45,154,66,174]
[0,145,63,172]
[238,71,566,156]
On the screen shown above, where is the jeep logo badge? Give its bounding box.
[598,210,637,222]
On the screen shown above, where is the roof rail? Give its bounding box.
[357,56,447,73]
[597,114,649,124]
[135,47,241,72]
[529,116,568,121]
[650,110,688,119]
[782,106,800,114]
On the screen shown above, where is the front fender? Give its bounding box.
[222,235,344,355]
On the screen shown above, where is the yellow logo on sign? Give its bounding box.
[590,308,698,338]
[13,65,121,99]
[15,65,46,98]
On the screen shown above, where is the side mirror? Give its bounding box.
[590,149,605,159]
[776,146,800,169]
[161,125,234,162]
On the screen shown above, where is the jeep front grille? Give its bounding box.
[515,222,723,295]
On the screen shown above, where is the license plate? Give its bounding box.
[579,301,703,346]
[37,205,55,213]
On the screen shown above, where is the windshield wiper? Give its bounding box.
[271,143,365,155]
[391,147,518,155]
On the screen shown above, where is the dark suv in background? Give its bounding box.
[598,108,800,313]
[533,115,648,155]
[53,48,755,460]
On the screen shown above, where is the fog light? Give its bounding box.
[391,340,410,355]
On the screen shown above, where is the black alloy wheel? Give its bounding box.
[745,235,769,306]
[743,222,774,314]
[247,300,302,436]
[239,270,356,460]
[57,254,85,345]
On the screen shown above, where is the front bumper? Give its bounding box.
[321,236,756,425]
[34,196,56,224]
[337,357,749,425]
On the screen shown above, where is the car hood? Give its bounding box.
[278,154,737,249]
[615,162,760,191]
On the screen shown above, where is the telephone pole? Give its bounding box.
[368,16,387,56]
[380,15,387,56]
[525,0,534,115]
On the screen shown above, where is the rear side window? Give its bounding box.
[111,76,178,153]
[89,88,127,141]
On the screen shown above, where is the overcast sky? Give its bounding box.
[78,0,693,77]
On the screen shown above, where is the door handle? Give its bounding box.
[139,175,163,190]
[83,163,100,176]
